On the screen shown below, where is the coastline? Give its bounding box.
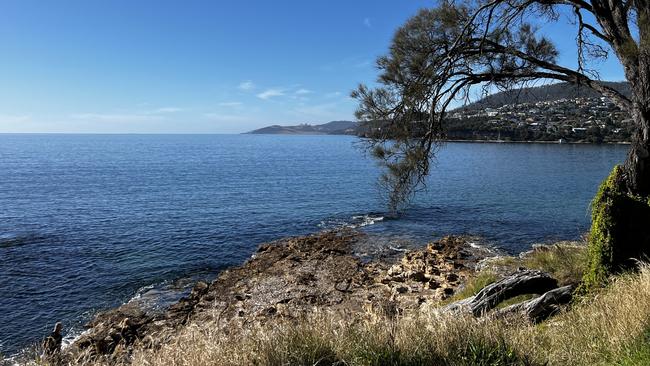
[60,231,494,361]
[243,133,632,145]
[445,139,631,145]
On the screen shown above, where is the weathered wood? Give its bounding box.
[469,270,557,316]
[444,270,558,316]
[498,285,574,323]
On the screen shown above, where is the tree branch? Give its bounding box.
[475,39,633,111]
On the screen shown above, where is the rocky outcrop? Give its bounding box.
[67,231,488,360]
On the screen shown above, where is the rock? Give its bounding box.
[395,286,409,294]
[71,303,153,357]
[335,280,351,292]
[66,232,489,361]
[408,270,427,282]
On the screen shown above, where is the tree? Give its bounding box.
[352,0,650,287]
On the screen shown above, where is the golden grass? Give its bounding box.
[78,263,650,366]
[485,241,589,286]
[442,270,499,305]
[522,242,589,285]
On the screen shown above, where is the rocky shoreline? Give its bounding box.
[62,230,493,361]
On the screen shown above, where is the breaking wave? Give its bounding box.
[318,213,387,230]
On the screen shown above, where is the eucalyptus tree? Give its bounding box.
[353,0,650,286]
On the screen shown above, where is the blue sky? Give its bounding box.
[0,0,626,134]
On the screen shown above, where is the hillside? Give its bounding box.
[248,82,632,143]
[444,81,633,143]
[246,120,358,135]
[462,81,631,110]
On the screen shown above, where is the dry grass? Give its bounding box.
[442,270,499,305]
[522,242,589,285]
[485,241,589,286]
[75,264,650,366]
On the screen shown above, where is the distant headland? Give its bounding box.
[245,120,358,135]
[247,82,633,144]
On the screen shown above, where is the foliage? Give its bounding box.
[584,165,624,288]
[584,165,650,289]
[612,327,650,366]
[352,0,638,210]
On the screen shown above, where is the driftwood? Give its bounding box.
[468,270,558,316]
[498,284,574,322]
[445,270,558,316]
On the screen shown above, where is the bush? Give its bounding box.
[584,165,650,289]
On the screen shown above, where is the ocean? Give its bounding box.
[0,134,627,355]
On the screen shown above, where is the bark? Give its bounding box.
[497,285,574,323]
[623,107,650,195]
[444,270,558,316]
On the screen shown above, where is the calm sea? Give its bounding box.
[0,134,627,355]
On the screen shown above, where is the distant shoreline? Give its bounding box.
[246,133,632,145]
[444,139,632,145]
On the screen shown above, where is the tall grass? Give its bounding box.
[109,264,650,366]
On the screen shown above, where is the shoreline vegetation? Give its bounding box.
[22,230,650,365]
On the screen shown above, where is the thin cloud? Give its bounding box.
[71,113,163,122]
[0,114,31,123]
[325,91,342,98]
[218,102,243,108]
[363,18,372,28]
[238,81,255,90]
[145,107,183,114]
[257,88,285,100]
[295,88,312,95]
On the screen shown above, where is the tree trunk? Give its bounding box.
[623,106,650,195]
[617,62,650,267]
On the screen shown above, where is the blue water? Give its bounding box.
[0,134,627,355]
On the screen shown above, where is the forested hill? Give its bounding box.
[246,120,358,135]
[463,81,631,111]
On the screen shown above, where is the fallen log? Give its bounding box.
[445,270,558,316]
[498,284,574,322]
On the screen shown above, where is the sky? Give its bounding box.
[0,0,627,134]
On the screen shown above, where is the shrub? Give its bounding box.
[584,165,650,289]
